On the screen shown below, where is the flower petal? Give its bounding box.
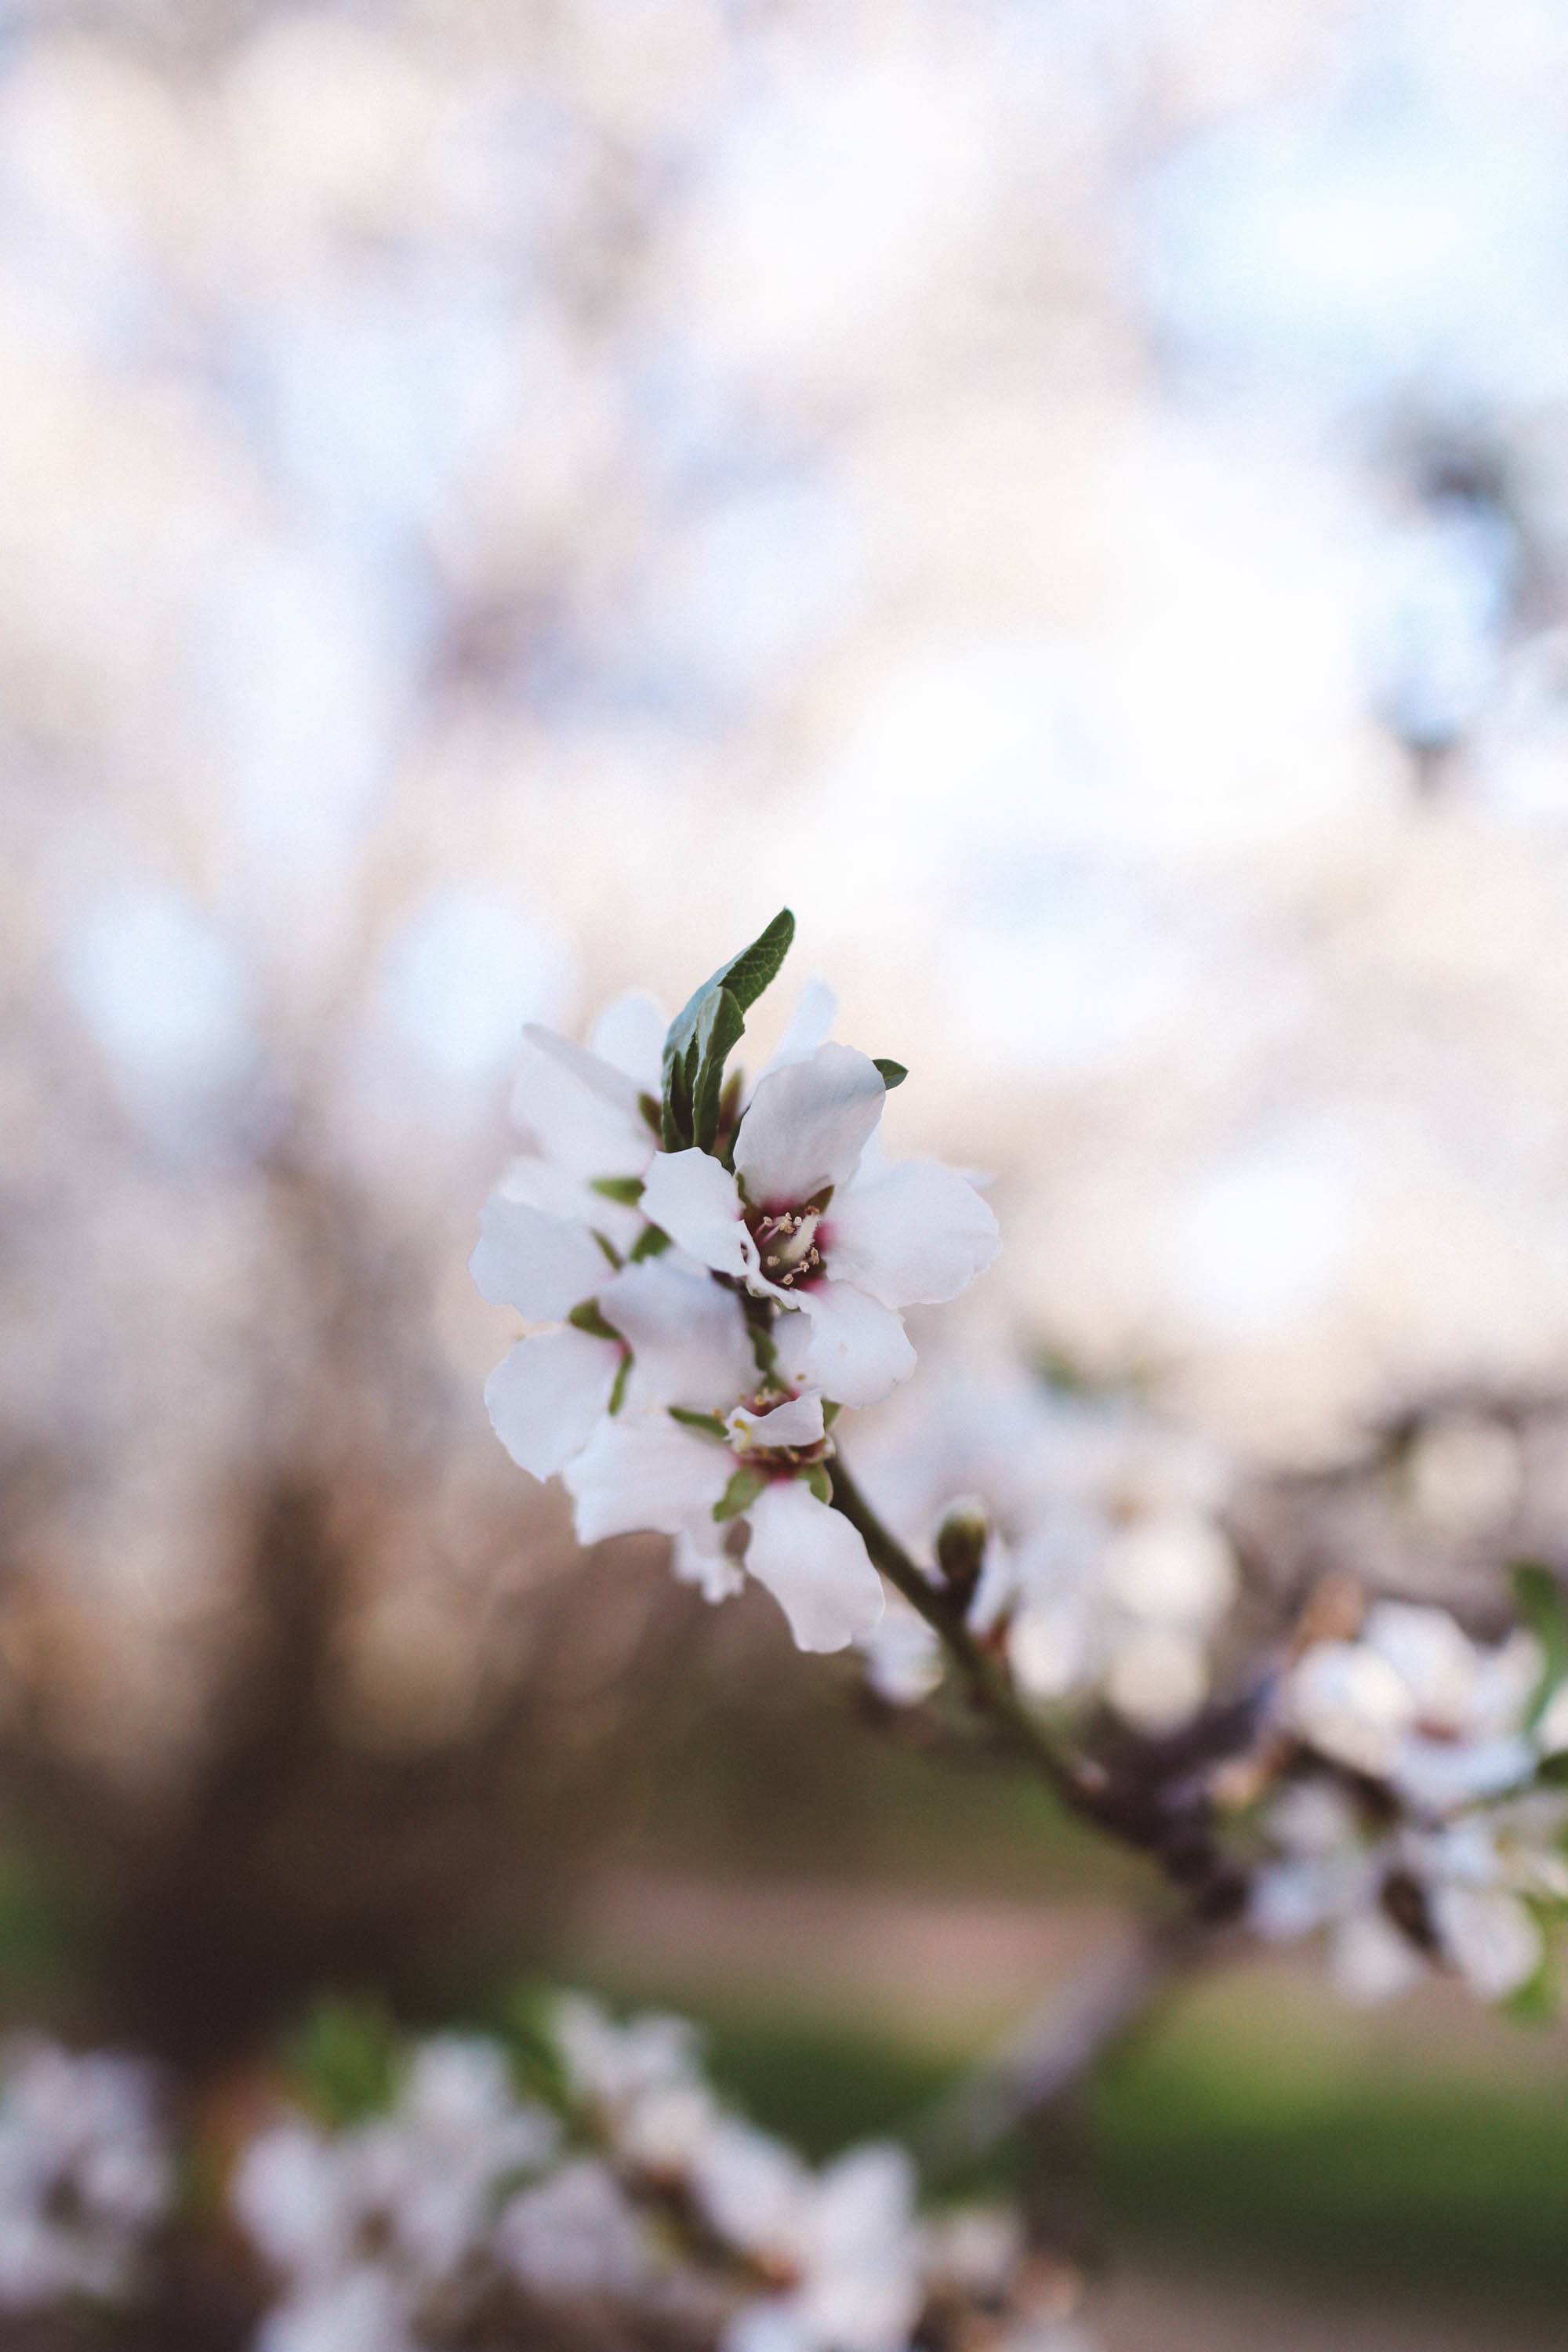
[727,1392,826,1450]
[510,1031,652,1180]
[470,1196,612,1319]
[825,1159,999,1309]
[601,1260,756,1410]
[641,1150,749,1277]
[797,1281,916,1407]
[744,1479,885,1653]
[590,992,668,1093]
[564,1417,733,1544]
[757,978,837,1079]
[1431,1883,1544,2000]
[485,1330,617,1479]
[672,1525,746,1604]
[734,1044,885,1211]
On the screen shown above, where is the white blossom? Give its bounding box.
[643,1043,997,1410]
[691,2127,923,2352]
[564,1381,884,1653]
[0,2038,169,2310]
[1284,1602,1543,1814]
[1251,1777,1568,2004]
[234,2034,558,2310]
[496,2158,652,2297]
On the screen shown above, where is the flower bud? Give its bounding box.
[935,1498,989,1607]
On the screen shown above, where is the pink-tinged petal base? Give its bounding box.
[743,1479,885,1653]
[484,1330,617,1480]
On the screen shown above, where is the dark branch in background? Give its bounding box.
[918,1911,1233,2177]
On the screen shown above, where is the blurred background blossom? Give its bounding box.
[10,1,1568,2343]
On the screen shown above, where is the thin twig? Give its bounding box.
[827,1458,1098,1816]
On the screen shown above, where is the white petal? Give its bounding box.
[727,1392,826,1450]
[484,1331,617,1480]
[564,1417,733,1544]
[1329,1908,1425,2005]
[510,1033,652,1180]
[825,1159,999,1309]
[744,1480,885,1653]
[1431,1883,1543,2000]
[641,1150,749,1277]
[734,1044,886,1211]
[757,978,837,1078]
[672,1525,745,1604]
[470,1196,611,1319]
[590,991,668,1093]
[797,1280,916,1408]
[522,1022,645,1120]
[601,1260,755,1410]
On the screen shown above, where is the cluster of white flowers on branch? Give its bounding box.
[0,2012,1086,2351]
[227,1998,1087,2352]
[474,911,998,1653]
[477,921,1568,2020]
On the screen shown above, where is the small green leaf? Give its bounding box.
[591,1229,622,1269]
[630,1224,672,1261]
[821,1399,841,1428]
[1512,1562,1568,1729]
[873,1058,907,1091]
[568,1301,622,1342]
[1537,1749,1568,1786]
[607,1355,632,1416]
[669,1406,728,1439]
[749,1323,778,1377]
[591,1176,645,1205]
[662,910,795,1150]
[803,1464,833,1504]
[691,987,746,1152]
[713,1467,766,1522]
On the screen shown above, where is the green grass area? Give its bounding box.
[578,1982,1568,2312]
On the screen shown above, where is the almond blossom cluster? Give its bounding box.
[473,913,999,1653]
[1250,1598,1568,2004]
[0,2036,171,2313]
[231,1995,1087,2352]
[474,921,1568,2020]
[851,1367,1238,1732]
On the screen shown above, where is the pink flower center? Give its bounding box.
[747,1206,824,1290]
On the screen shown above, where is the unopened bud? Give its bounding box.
[935,1498,989,1606]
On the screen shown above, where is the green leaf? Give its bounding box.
[591,1229,622,1269]
[630,1224,672,1261]
[662,910,795,1149]
[568,1301,622,1342]
[1537,1749,1568,1786]
[669,1407,728,1439]
[873,1058,907,1091]
[803,1464,833,1505]
[591,1176,645,1205]
[285,1997,401,2126]
[607,1355,632,1416]
[691,987,746,1152]
[713,1466,767,1522]
[1512,1562,1568,1729]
